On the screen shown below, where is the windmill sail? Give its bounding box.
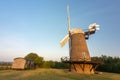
[60,5,71,47]
[60,34,69,47]
[67,5,70,31]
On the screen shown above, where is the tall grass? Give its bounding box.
[0,69,119,80]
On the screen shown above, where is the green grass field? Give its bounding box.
[0,69,120,80]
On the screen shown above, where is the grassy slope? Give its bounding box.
[0,69,120,80]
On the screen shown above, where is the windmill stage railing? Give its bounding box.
[61,56,102,64]
[61,56,90,62]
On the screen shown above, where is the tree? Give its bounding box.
[24,53,44,68]
[42,61,55,68]
[95,55,120,73]
[53,61,69,69]
[34,57,44,67]
[42,61,69,69]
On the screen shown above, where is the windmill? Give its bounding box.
[60,5,100,74]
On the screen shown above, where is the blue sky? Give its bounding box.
[0,0,120,61]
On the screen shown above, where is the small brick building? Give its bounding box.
[12,57,34,70]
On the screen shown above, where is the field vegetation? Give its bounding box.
[0,69,120,80]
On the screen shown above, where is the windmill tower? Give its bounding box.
[60,6,100,74]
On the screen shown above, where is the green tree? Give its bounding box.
[53,61,69,69]
[24,53,44,68]
[42,61,55,68]
[34,57,44,67]
[42,61,69,69]
[96,55,120,73]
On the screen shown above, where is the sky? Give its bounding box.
[0,0,120,62]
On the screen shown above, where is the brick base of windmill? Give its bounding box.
[61,57,101,74]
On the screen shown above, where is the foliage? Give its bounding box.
[42,61,69,69]
[24,53,120,73]
[92,55,120,73]
[42,61,55,68]
[24,53,68,69]
[53,61,69,69]
[24,53,44,68]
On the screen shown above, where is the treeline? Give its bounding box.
[25,53,120,73]
[24,53,69,69]
[41,55,120,73]
[42,61,69,69]
[0,53,120,73]
[92,55,120,73]
[0,62,12,70]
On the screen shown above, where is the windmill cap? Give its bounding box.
[70,28,84,35]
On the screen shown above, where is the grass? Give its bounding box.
[0,69,120,80]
